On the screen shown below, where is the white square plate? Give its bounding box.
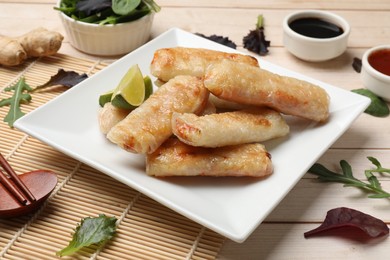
[14,28,370,243]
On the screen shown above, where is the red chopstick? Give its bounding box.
[0,153,36,204]
[0,169,28,205]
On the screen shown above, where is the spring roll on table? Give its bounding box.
[146,138,273,177]
[204,59,330,122]
[150,47,259,82]
[107,75,209,154]
[172,108,289,148]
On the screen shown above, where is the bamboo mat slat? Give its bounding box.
[0,54,225,259]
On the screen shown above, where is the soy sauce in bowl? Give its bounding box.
[361,45,390,101]
[289,17,344,39]
[282,10,350,62]
[368,49,390,76]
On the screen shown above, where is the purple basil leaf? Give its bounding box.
[76,0,112,16]
[243,29,270,55]
[32,69,88,92]
[243,15,270,56]
[195,33,237,49]
[352,57,362,73]
[304,207,389,238]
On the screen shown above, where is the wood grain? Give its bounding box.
[0,0,389,259]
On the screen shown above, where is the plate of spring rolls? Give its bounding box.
[14,28,370,243]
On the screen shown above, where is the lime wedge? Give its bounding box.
[111,64,145,107]
[143,75,153,100]
[99,90,113,107]
[111,95,137,110]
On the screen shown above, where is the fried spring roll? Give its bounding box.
[150,47,259,82]
[202,100,217,115]
[172,108,289,148]
[98,103,130,134]
[146,138,273,177]
[204,60,330,122]
[107,76,209,154]
[208,94,250,110]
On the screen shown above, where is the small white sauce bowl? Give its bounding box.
[57,2,154,56]
[361,45,390,102]
[283,10,350,62]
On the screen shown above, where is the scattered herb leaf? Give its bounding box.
[0,94,31,107]
[56,214,117,257]
[309,157,390,199]
[352,57,362,73]
[351,88,389,117]
[195,33,237,49]
[31,69,88,92]
[243,14,270,55]
[1,69,88,127]
[0,78,32,127]
[304,207,389,238]
[366,156,390,175]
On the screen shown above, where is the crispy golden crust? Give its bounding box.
[98,103,130,135]
[208,94,251,110]
[150,47,259,82]
[146,138,273,177]
[172,108,289,147]
[107,76,209,154]
[204,59,330,122]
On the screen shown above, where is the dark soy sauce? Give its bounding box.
[289,17,344,39]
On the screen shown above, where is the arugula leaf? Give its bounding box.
[309,157,390,199]
[351,88,389,117]
[366,156,390,174]
[56,214,117,257]
[0,93,31,107]
[0,78,32,127]
[31,69,88,92]
[1,70,88,128]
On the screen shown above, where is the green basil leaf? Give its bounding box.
[112,0,141,16]
[351,88,389,117]
[56,214,117,257]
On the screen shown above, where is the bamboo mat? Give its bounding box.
[0,54,225,260]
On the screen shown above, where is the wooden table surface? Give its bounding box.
[1,0,390,259]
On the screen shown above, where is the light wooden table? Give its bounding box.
[1,0,390,259]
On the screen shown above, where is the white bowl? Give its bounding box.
[58,5,154,56]
[283,10,350,62]
[361,45,390,102]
